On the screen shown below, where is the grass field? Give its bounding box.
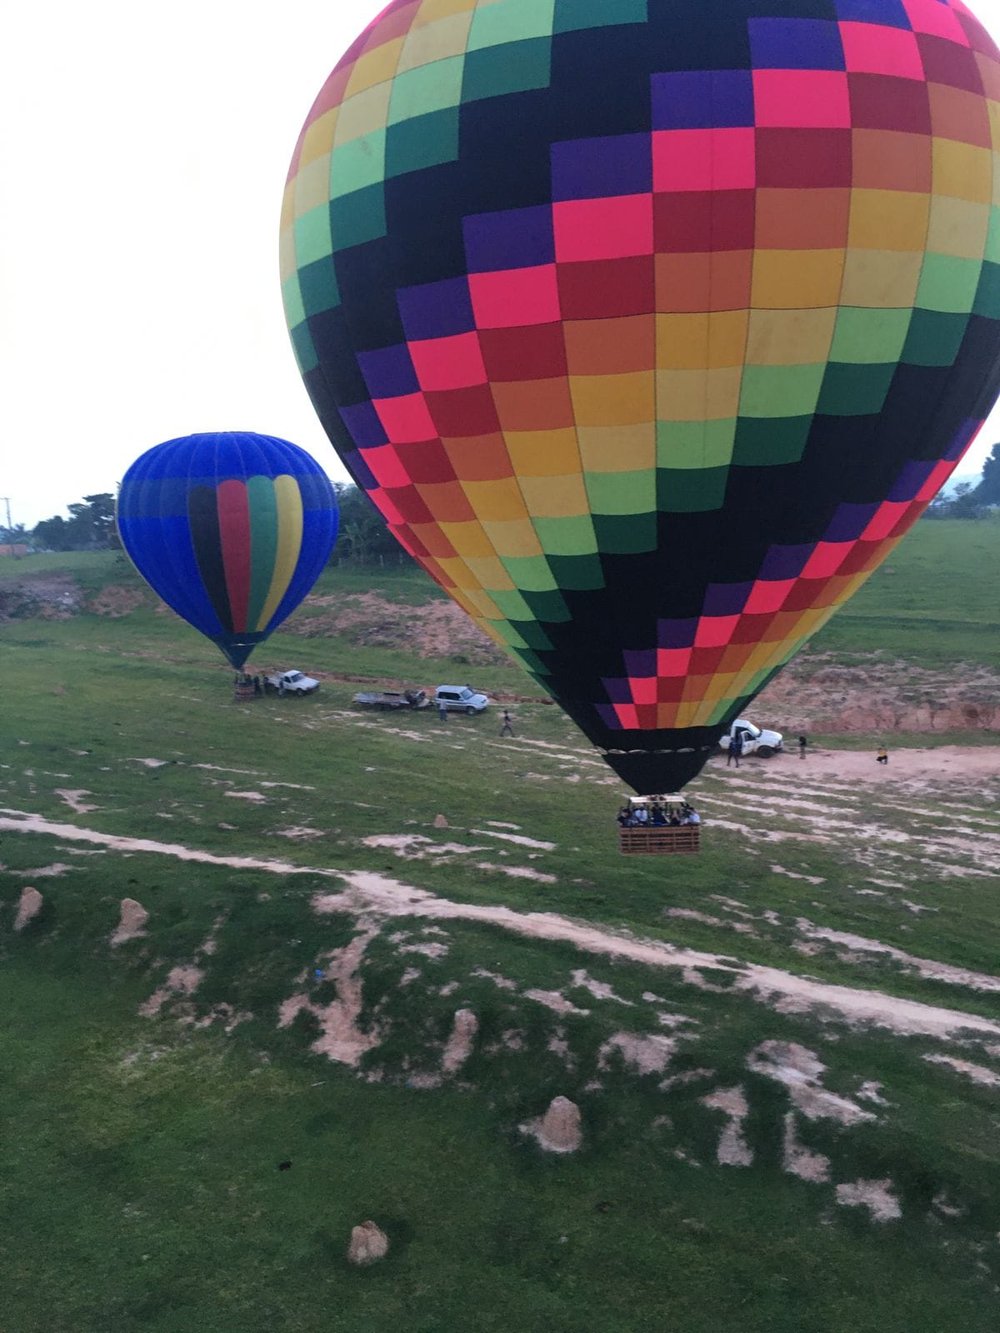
[2,520,1000,1331]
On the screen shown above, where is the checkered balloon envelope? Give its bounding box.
[280,0,1000,794]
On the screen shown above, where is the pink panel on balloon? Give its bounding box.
[652,128,757,191]
[409,332,488,391]
[468,265,563,328]
[553,194,655,262]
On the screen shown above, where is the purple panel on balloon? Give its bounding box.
[651,70,755,128]
[550,133,652,200]
[748,18,846,69]
[463,206,555,271]
[397,276,475,340]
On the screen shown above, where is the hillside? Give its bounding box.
[1,519,1000,1330]
[3,518,1000,734]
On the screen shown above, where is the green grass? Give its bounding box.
[1,525,1000,1330]
[806,518,1000,666]
[4,901,1000,1333]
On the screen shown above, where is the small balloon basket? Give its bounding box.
[233,676,256,702]
[617,795,701,856]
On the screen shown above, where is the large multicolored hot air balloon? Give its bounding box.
[280,0,1000,792]
[117,432,338,668]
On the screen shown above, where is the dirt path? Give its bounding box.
[4,805,1000,1044]
[751,746,1000,784]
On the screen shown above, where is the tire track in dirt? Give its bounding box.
[4,806,1000,1045]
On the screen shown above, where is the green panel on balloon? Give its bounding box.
[554,0,649,31]
[657,419,737,470]
[489,588,536,621]
[296,257,339,320]
[288,322,318,375]
[817,363,896,416]
[732,417,813,467]
[592,512,656,554]
[385,109,461,179]
[329,131,387,198]
[585,470,655,516]
[546,552,605,591]
[973,261,1000,317]
[329,185,386,252]
[388,56,466,122]
[521,587,572,621]
[501,554,560,592]
[532,515,598,556]
[293,206,333,269]
[915,254,983,315]
[468,0,556,47]
[282,279,307,335]
[657,466,728,513]
[829,309,912,365]
[739,364,826,419]
[503,619,556,651]
[902,311,971,366]
[513,647,550,676]
[462,39,553,102]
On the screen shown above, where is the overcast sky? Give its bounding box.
[2,0,999,529]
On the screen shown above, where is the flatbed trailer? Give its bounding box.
[353,688,429,711]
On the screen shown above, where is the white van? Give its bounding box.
[434,685,489,715]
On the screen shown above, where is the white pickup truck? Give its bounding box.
[266,669,319,696]
[719,719,783,757]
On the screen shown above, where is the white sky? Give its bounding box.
[2,0,999,529]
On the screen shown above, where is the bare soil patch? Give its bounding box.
[289,592,507,667]
[0,573,83,621]
[742,745,1000,786]
[88,584,146,617]
[835,1178,901,1222]
[701,1087,753,1167]
[758,653,1000,734]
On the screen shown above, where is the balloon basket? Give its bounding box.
[233,680,256,702]
[617,795,701,856]
[619,825,700,856]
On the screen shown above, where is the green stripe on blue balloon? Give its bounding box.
[245,476,279,632]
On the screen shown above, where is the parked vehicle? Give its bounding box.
[719,718,783,757]
[353,688,428,711]
[433,684,489,715]
[266,669,319,696]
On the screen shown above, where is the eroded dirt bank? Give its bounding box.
[4,574,1000,732]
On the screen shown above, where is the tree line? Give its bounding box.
[4,448,998,554]
[0,485,414,565]
[924,442,1000,519]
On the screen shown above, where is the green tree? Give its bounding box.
[948,480,983,519]
[332,485,412,565]
[0,521,28,546]
[973,442,1000,506]
[32,493,120,550]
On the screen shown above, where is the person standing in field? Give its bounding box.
[798,734,808,759]
[500,709,514,737]
[727,731,742,768]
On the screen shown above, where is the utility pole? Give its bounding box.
[1,496,21,558]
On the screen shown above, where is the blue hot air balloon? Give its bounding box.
[117,431,339,667]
